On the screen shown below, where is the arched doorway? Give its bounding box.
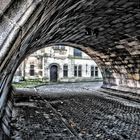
[50,65,58,82]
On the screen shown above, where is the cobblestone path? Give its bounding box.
[11,97,77,140]
[11,83,140,140]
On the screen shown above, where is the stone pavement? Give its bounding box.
[15,82,103,99]
[11,82,140,140]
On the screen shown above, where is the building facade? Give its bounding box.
[14,46,102,82]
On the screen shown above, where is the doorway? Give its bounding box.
[50,65,58,82]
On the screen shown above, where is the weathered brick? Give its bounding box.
[125,23,135,28]
[116,0,128,6]
[122,2,135,8]
[107,1,115,8]
[111,19,122,24]
[135,13,140,19]
[0,2,140,129]
[123,17,134,23]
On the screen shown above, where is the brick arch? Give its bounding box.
[0,0,140,136]
[0,0,140,94]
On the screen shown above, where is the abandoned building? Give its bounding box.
[14,46,102,82]
[0,0,140,139]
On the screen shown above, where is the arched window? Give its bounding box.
[63,64,68,77]
[78,65,82,77]
[91,66,94,77]
[95,66,98,77]
[30,64,35,76]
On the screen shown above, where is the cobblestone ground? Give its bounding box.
[11,82,140,140]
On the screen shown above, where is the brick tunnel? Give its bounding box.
[0,0,140,139]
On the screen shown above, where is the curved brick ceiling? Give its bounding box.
[1,1,140,138]
[0,0,140,92]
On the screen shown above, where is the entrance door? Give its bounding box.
[50,65,58,82]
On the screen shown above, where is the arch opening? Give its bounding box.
[12,45,103,88]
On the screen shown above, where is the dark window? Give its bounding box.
[74,48,82,57]
[74,65,77,76]
[78,65,82,77]
[30,64,35,76]
[91,66,94,77]
[63,65,68,77]
[86,64,88,74]
[95,67,98,77]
